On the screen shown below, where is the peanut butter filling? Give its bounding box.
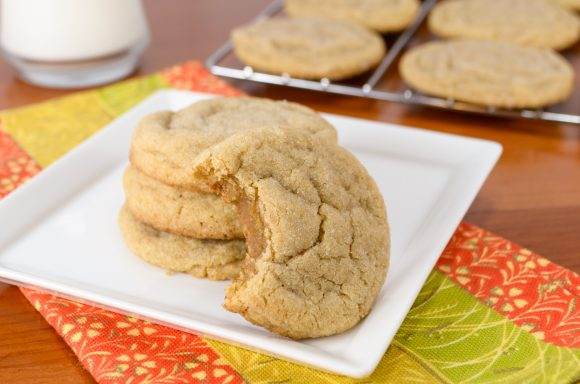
[207,176,265,277]
[236,198,265,263]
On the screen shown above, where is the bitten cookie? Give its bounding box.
[118,205,245,280]
[192,128,390,339]
[399,40,574,108]
[231,18,386,80]
[123,166,243,239]
[284,0,420,32]
[428,0,580,50]
[130,97,337,189]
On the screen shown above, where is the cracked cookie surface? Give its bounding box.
[285,0,420,33]
[231,18,386,80]
[123,166,243,239]
[118,205,245,280]
[130,97,337,189]
[192,128,390,339]
[428,0,580,50]
[399,40,574,109]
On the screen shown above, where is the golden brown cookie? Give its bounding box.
[284,0,420,32]
[123,166,243,239]
[118,205,244,280]
[192,128,390,339]
[130,97,337,189]
[399,40,574,108]
[284,0,419,33]
[428,0,580,50]
[231,18,386,80]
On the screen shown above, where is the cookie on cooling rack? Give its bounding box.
[399,40,574,109]
[284,0,420,33]
[231,17,386,80]
[428,0,579,50]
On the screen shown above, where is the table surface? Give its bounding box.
[0,1,578,382]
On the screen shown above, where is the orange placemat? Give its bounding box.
[1,61,579,384]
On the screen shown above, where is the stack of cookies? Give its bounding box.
[120,97,337,281]
[119,96,390,339]
[119,167,246,280]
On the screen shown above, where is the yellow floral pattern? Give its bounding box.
[0,75,167,167]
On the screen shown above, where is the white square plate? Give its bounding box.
[0,90,501,378]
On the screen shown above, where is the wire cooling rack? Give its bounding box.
[206,0,580,125]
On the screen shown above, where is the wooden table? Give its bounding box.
[0,1,578,382]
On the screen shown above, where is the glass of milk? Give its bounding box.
[0,0,150,88]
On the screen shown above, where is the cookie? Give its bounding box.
[231,18,386,80]
[191,128,390,339]
[285,0,420,32]
[123,166,243,239]
[118,205,245,280]
[399,40,574,108]
[130,97,337,189]
[428,0,580,50]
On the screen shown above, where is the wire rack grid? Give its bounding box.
[205,0,580,125]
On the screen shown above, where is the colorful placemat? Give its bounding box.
[0,61,578,384]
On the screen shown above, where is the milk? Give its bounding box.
[1,0,148,61]
[0,0,149,88]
